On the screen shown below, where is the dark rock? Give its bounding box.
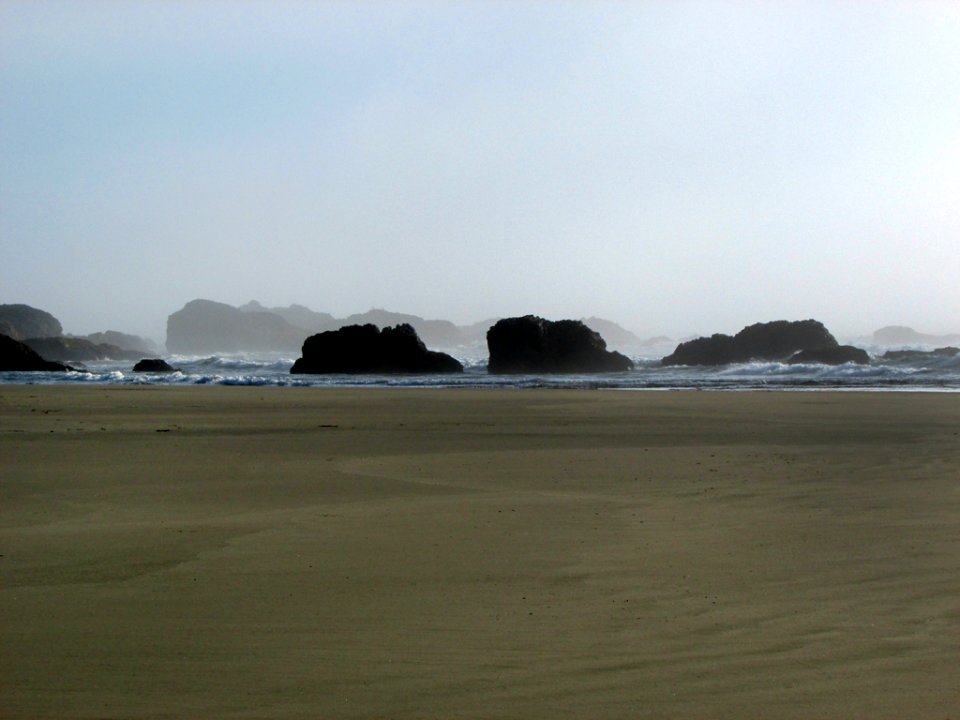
[882,346,959,361]
[0,304,63,341]
[291,324,463,374]
[662,333,738,366]
[486,315,633,374]
[23,336,141,362]
[166,299,305,353]
[662,320,838,366]
[1,333,72,371]
[133,358,179,372]
[788,345,870,365]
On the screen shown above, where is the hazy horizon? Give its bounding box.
[3,2,958,344]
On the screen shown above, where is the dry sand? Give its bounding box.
[1,386,958,719]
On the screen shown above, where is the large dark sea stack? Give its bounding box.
[486,315,633,374]
[291,324,463,374]
[1,333,72,371]
[0,304,63,341]
[663,320,839,366]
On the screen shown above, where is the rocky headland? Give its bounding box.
[0,304,63,341]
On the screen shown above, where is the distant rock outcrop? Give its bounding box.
[487,316,633,374]
[81,331,157,355]
[168,298,661,355]
[581,317,641,349]
[1,333,72,371]
[0,304,63,341]
[662,320,839,366]
[167,299,305,354]
[871,326,960,347]
[239,301,338,334]
[788,345,870,365]
[133,358,179,372]
[291,324,464,374]
[342,309,464,348]
[23,336,141,362]
[459,319,498,345]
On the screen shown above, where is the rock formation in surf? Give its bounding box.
[290,324,463,374]
[662,320,840,366]
[0,333,73,372]
[787,345,870,365]
[133,358,180,372]
[486,315,633,374]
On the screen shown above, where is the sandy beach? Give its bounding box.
[1,386,958,719]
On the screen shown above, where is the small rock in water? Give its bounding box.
[133,358,180,373]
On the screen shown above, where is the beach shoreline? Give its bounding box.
[2,386,958,718]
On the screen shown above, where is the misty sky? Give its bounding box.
[2,1,958,343]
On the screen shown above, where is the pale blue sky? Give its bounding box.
[2,1,958,343]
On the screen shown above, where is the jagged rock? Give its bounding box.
[166,299,305,354]
[23,336,140,362]
[788,345,870,365]
[882,346,959,361]
[1,333,72,371]
[662,320,838,366]
[133,358,179,372]
[0,304,62,341]
[291,324,463,374]
[486,316,633,374]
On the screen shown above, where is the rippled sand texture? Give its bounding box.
[2,387,958,719]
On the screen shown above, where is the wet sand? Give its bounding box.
[1,386,958,719]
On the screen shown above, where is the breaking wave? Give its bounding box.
[3,349,958,391]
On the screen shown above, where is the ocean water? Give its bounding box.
[3,346,959,391]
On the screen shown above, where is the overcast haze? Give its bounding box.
[2,1,958,344]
